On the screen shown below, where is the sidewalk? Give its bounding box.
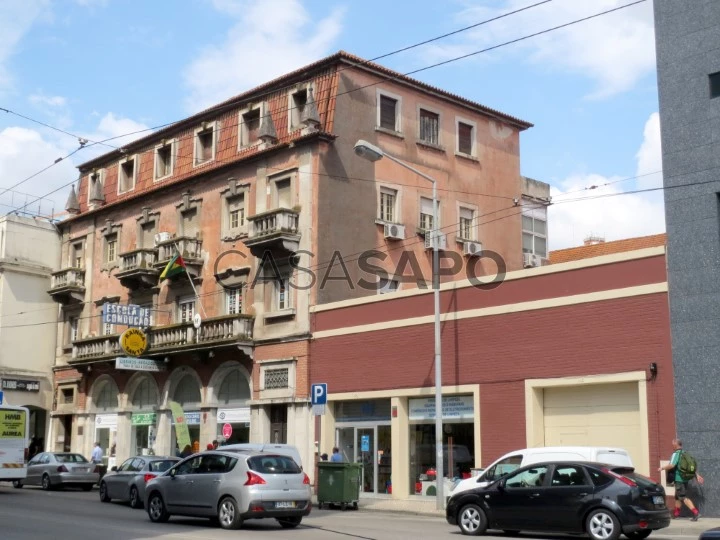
[320,496,720,537]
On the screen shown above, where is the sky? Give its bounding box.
[0,0,665,250]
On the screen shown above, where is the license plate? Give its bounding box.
[653,496,664,505]
[275,501,296,509]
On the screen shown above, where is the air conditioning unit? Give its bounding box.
[384,223,405,240]
[523,252,541,268]
[424,233,447,250]
[154,232,171,246]
[463,241,483,257]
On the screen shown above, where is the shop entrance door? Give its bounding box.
[335,424,391,496]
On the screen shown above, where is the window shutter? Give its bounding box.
[458,122,473,154]
[420,197,434,215]
[420,110,439,144]
[380,96,397,130]
[276,179,291,208]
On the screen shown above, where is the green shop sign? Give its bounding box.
[131,413,157,426]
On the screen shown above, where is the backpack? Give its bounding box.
[678,451,698,481]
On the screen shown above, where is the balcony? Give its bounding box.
[115,248,159,290]
[244,208,300,255]
[69,314,254,364]
[48,268,86,304]
[153,236,203,279]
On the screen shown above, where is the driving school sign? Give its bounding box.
[102,303,152,327]
[119,328,149,357]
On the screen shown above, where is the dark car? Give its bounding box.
[446,461,670,540]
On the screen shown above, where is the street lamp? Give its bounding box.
[354,139,445,510]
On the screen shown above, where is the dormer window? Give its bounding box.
[290,88,308,130]
[239,108,261,148]
[154,140,175,181]
[194,123,216,166]
[118,155,137,194]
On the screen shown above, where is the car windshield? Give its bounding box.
[55,453,89,463]
[247,455,301,474]
[149,460,177,473]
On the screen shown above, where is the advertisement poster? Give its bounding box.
[0,409,27,439]
[168,401,191,451]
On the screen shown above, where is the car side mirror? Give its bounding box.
[170,468,176,478]
[110,466,117,472]
[497,479,506,491]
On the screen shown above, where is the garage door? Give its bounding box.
[543,382,641,467]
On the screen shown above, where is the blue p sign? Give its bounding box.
[311,383,327,406]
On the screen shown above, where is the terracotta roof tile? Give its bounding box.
[549,234,667,264]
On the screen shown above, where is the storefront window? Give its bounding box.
[216,369,251,446]
[171,375,202,455]
[408,395,475,497]
[131,378,158,456]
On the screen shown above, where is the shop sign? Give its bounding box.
[1,378,40,392]
[115,357,164,372]
[0,409,26,438]
[119,328,149,357]
[95,414,118,430]
[102,303,152,327]
[169,401,191,451]
[222,423,233,438]
[217,408,250,424]
[131,412,157,426]
[408,395,474,421]
[172,411,200,425]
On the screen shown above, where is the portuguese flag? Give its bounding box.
[159,252,187,280]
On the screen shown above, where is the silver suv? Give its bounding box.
[144,449,312,530]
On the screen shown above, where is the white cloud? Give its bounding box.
[0,1,49,95]
[183,0,344,112]
[427,0,656,99]
[548,112,665,249]
[29,94,67,107]
[79,112,152,158]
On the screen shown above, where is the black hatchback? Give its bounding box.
[446,461,670,540]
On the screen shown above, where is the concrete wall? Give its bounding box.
[654,0,720,516]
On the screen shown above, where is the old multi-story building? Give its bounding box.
[47,51,546,473]
[0,214,60,446]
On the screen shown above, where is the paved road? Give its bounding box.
[0,484,699,539]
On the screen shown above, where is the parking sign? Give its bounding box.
[311,383,327,405]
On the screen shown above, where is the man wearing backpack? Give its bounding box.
[658,438,704,520]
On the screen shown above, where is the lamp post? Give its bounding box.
[354,139,444,510]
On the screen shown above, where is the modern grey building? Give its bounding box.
[654,0,720,516]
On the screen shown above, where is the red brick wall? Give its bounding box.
[255,340,310,398]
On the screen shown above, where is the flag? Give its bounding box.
[159,252,186,281]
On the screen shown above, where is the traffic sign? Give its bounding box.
[222,423,233,438]
[311,383,327,405]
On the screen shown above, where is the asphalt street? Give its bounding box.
[0,484,701,540]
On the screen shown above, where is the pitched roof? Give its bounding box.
[549,234,667,264]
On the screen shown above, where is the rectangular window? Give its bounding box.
[241,108,260,147]
[141,222,156,249]
[377,278,398,295]
[459,207,475,240]
[228,195,245,230]
[226,289,242,315]
[379,188,397,222]
[275,178,292,209]
[155,143,173,179]
[72,242,84,268]
[105,234,118,263]
[178,297,195,323]
[194,125,215,165]
[264,368,290,389]
[458,122,474,155]
[62,388,74,404]
[275,276,292,310]
[419,197,435,231]
[711,71,720,99]
[182,208,199,238]
[290,89,308,129]
[118,157,136,193]
[380,95,398,131]
[522,203,548,258]
[104,323,114,336]
[68,316,79,343]
[419,109,439,145]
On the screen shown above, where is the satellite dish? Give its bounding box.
[193,313,202,329]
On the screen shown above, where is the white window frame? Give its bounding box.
[87,169,105,203]
[177,295,196,323]
[154,139,176,182]
[416,104,443,148]
[68,316,79,344]
[70,240,85,269]
[193,121,217,167]
[274,274,292,311]
[377,278,399,295]
[419,196,441,232]
[455,116,477,158]
[377,184,400,224]
[521,199,548,258]
[288,83,313,132]
[103,322,114,336]
[226,288,242,315]
[238,103,263,149]
[457,202,478,241]
[376,88,403,133]
[117,154,138,194]
[105,233,118,264]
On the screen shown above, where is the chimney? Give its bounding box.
[583,235,605,246]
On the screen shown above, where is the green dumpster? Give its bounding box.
[317,462,362,510]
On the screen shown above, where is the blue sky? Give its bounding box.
[0,0,665,248]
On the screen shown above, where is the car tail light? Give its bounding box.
[638,520,648,529]
[602,467,637,488]
[57,465,68,473]
[144,473,156,483]
[245,471,267,486]
[250,505,264,512]
[303,473,310,485]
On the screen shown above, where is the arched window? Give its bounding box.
[95,382,118,411]
[131,378,157,410]
[218,370,250,404]
[174,375,201,407]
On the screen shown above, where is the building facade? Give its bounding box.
[0,214,60,446]
[654,0,720,516]
[48,51,544,473]
[311,237,675,504]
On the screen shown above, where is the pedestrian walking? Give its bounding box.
[659,438,704,521]
[330,447,343,462]
[91,441,103,464]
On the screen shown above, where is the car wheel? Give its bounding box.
[41,474,52,491]
[277,516,302,529]
[12,480,23,489]
[129,486,142,509]
[586,509,621,540]
[82,484,93,492]
[458,503,488,536]
[217,496,243,530]
[625,531,652,540]
[99,481,111,502]
[147,492,170,523]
